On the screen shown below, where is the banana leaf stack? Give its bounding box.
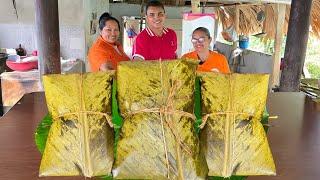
[199,73,276,178]
[39,72,114,177]
[113,60,208,179]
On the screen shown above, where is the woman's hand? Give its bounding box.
[99,62,114,71]
[211,68,220,73]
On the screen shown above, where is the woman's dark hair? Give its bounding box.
[99,12,120,31]
[145,0,165,14]
[193,27,211,39]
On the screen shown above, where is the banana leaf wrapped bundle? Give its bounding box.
[199,73,276,178]
[113,60,208,180]
[39,72,114,177]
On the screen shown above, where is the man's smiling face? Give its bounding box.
[146,6,166,31]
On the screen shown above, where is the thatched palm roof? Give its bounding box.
[123,0,291,6]
[308,0,320,38]
[120,0,320,39]
[217,0,320,39]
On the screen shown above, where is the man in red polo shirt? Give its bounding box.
[132,0,177,61]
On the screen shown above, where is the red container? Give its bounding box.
[6,61,38,71]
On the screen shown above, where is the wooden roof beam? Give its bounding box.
[271,4,286,88]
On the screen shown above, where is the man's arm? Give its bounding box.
[132,34,146,60]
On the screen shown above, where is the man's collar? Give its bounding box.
[146,27,168,37]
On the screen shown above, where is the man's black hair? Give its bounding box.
[145,0,165,14]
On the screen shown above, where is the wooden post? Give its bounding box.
[35,0,61,75]
[262,4,268,34]
[213,7,219,43]
[279,0,313,92]
[271,4,286,88]
[231,5,240,72]
[191,0,201,13]
[234,5,240,38]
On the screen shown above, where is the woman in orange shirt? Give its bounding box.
[88,13,130,72]
[181,27,230,73]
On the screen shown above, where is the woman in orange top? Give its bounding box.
[88,13,130,72]
[181,27,230,73]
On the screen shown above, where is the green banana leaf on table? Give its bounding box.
[35,114,53,154]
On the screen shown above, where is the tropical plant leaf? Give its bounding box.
[262,107,270,132]
[194,76,202,134]
[98,175,113,180]
[39,73,114,177]
[35,114,53,154]
[113,60,208,179]
[208,176,246,180]
[200,73,276,178]
[111,79,122,161]
[35,72,272,179]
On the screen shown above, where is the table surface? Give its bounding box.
[0,92,319,180]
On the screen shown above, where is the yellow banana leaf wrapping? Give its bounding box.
[39,72,114,177]
[113,60,208,180]
[199,73,276,177]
